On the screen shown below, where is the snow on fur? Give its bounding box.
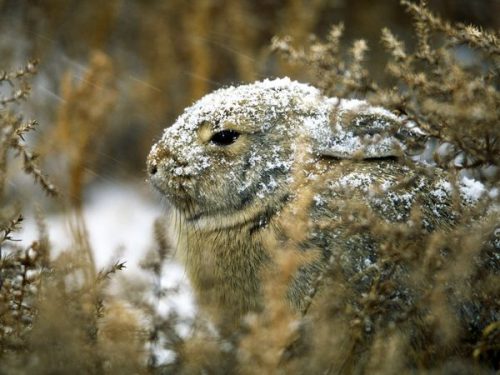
[153,77,414,179]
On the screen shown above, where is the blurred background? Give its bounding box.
[0,0,498,268]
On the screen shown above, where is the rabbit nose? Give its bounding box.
[148,162,158,176]
[147,143,169,176]
[147,143,189,176]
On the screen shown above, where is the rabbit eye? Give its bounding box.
[210,130,240,146]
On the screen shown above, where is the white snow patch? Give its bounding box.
[460,176,485,202]
[489,187,498,199]
[380,180,393,192]
[431,180,452,201]
[337,98,398,120]
[333,172,375,191]
[313,194,324,205]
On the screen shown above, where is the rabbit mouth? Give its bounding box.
[179,191,291,232]
[156,176,194,199]
[159,184,198,214]
[148,165,195,204]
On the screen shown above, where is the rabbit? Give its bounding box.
[146,78,497,338]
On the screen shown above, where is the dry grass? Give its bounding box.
[0,1,498,374]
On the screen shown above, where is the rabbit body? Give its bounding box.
[147,78,492,329]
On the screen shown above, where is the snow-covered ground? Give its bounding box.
[18,182,196,319]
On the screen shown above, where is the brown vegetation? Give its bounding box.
[0,1,498,374]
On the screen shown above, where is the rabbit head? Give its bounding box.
[147,78,410,225]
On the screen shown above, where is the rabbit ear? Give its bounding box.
[308,100,419,159]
